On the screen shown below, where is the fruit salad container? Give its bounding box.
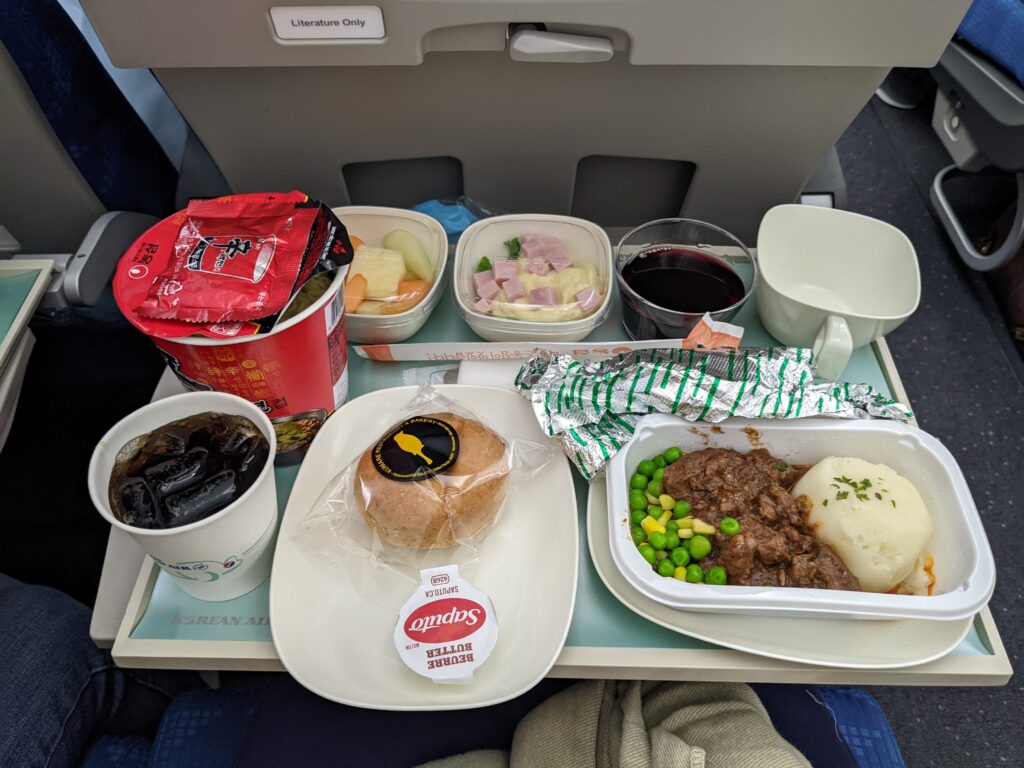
[331,206,449,344]
[454,214,613,343]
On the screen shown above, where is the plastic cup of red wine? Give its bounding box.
[615,219,757,340]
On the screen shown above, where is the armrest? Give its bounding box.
[11,210,156,308]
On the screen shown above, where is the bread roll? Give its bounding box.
[355,412,509,549]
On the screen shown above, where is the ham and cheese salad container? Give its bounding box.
[453,215,613,343]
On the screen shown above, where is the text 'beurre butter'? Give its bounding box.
[393,565,497,684]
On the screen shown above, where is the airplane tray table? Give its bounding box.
[104,292,1012,685]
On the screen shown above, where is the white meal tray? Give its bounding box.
[589,481,974,668]
[269,385,579,710]
[607,415,996,621]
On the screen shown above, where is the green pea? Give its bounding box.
[665,446,683,464]
[629,490,647,512]
[637,460,656,478]
[647,505,661,516]
[673,500,692,519]
[719,516,741,536]
[685,564,704,583]
[706,566,728,585]
[652,467,665,482]
[638,544,656,565]
[670,547,691,567]
[657,558,676,578]
[630,509,647,526]
[630,526,645,545]
[666,520,679,533]
[646,480,663,497]
[654,455,667,469]
[629,473,648,490]
[689,534,712,560]
[665,531,680,550]
[649,531,668,551]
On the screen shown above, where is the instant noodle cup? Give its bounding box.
[115,193,354,462]
[149,268,348,464]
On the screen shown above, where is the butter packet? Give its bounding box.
[393,564,497,684]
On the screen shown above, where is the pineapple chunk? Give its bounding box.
[349,246,406,299]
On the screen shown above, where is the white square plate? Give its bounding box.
[270,385,578,709]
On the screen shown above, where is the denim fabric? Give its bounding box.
[0,581,198,768]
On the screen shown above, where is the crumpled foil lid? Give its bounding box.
[514,347,913,479]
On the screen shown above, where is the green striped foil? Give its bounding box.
[514,348,913,479]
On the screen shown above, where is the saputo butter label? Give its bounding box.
[372,416,459,481]
[394,564,498,684]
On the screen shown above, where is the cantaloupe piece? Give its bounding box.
[382,280,430,314]
[344,273,367,314]
[355,299,386,315]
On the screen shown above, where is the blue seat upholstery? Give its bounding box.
[0,0,177,217]
[80,684,904,768]
[958,0,1024,88]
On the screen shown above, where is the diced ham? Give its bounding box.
[477,279,501,301]
[526,256,550,275]
[530,287,559,306]
[472,270,494,292]
[473,297,492,313]
[502,276,525,302]
[493,259,518,283]
[547,249,573,272]
[576,287,601,313]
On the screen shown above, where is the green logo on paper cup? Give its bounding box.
[154,556,243,583]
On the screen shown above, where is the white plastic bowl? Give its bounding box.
[454,214,613,342]
[331,206,448,344]
[606,414,995,621]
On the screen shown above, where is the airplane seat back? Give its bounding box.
[0,0,177,253]
[81,0,974,245]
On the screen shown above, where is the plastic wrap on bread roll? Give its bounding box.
[355,411,511,549]
[291,385,559,598]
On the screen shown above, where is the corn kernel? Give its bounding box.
[677,528,694,539]
[676,516,693,529]
[692,519,715,535]
[641,516,666,535]
[659,494,675,510]
[674,567,688,581]
[658,510,672,527]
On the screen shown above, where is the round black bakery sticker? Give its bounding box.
[372,417,459,481]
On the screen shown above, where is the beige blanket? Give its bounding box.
[417,681,810,768]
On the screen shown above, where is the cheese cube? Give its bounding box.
[349,246,406,299]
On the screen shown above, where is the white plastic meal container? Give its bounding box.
[453,214,613,342]
[606,414,995,621]
[88,392,278,602]
[331,206,448,344]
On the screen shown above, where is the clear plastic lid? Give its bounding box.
[454,216,613,333]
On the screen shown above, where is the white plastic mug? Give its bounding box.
[89,392,278,601]
[755,205,921,381]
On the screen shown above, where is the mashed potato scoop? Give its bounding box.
[793,456,933,593]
